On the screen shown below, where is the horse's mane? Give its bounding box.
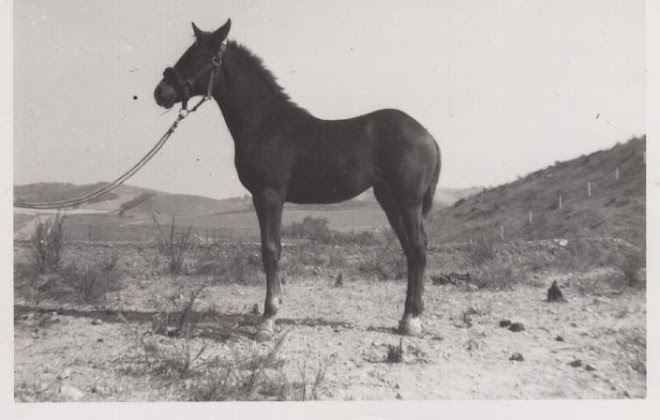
[228,41,308,112]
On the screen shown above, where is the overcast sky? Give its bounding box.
[13,0,645,200]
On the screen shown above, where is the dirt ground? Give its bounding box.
[13,241,646,401]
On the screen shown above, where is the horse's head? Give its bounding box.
[154,19,231,109]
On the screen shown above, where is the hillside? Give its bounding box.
[13,183,166,211]
[427,136,646,249]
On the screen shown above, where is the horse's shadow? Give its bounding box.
[14,304,356,342]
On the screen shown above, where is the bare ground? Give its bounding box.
[13,241,646,401]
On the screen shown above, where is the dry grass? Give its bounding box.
[31,212,66,273]
[153,214,194,274]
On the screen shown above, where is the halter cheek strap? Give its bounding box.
[163,41,228,112]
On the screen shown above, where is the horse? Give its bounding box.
[154,19,441,342]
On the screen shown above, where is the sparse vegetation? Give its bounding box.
[153,214,194,274]
[387,338,404,363]
[282,216,377,246]
[31,212,66,273]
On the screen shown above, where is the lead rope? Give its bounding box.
[14,44,226,210]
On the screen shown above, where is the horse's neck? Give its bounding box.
[213,53,267,141]
[213,47,306,142]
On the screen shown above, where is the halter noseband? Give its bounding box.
[163,41,228,111]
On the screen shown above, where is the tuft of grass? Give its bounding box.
[31,212,66,273]
[60,260,122,304]
[153,214,194,274]
[387,338,404,363]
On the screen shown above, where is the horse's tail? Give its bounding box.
[422,140,441,219]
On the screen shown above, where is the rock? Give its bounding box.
[395,392,403,400]
[57,368,72,380]
[509,323,525,332]
[569,359,583,368]
[499,320,512,328]
[60,385,84,401]
[555,335,565,342]
[97,338,104,343]
[251,303,260,315]
[466,284,479,292]
[509,352,524,361]
[585,364,596,371]
[91,319,102,326]
[547,281,566,302]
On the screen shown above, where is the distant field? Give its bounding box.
[15,203,390,243]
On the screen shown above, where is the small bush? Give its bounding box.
[281,216,377,246]
[465,238,496,267]
[153,214,194,274]
[387,338,404,363]
[59,261,122,303]
[31,213,66,273]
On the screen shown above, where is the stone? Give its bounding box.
[509,322,525,332]
[555,335,565,342]
[569,359,583,368]
[509,352,524,362]
[60,385,84,401]
[499,320,512,328]
[57,368,72,380]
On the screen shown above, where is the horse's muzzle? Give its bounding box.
[154,82,176,109]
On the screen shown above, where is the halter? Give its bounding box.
[163,41,228,113]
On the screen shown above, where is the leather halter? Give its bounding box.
[163,41,228,110]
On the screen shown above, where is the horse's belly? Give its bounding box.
[286,161,374,204]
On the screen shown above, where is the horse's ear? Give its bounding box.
[192,22,204,40]
[211,18,231,45]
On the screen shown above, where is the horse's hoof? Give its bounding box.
[399,316,423,337]
[255,329,274,343]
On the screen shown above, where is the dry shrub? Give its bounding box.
[153,214,194,274]
[59,257,122,303]
[357,231,405,280]
[387,338,404,363]
[31,213,66,273]
[465,237,496,267]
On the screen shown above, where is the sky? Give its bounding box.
[13,0,646,200]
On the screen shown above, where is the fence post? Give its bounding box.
[558,195,563,210]
[500,225,504,240]
[528,210,533,225]
[88,225,92,244]
[587,182,592,197]
[615,166,620,181]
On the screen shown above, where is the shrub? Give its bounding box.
[31,212,66,273]
[465,238,496,267]
[153,214,194,274]
[59,260,122,303]
[281,216,377,246]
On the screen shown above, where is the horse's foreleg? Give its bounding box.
[253,188,284,342]
[399,205,426,336]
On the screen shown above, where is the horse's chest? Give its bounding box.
[233,143,292,191]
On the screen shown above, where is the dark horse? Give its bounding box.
[154,20,441,342]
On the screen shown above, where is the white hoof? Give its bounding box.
[399,316,423,337]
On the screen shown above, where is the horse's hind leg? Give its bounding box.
[373,182,409,255]
[398,204,426,336]
[253,188,284,343]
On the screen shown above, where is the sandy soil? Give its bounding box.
[14,255,646,401]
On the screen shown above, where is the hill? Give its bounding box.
[427,136,646,250]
